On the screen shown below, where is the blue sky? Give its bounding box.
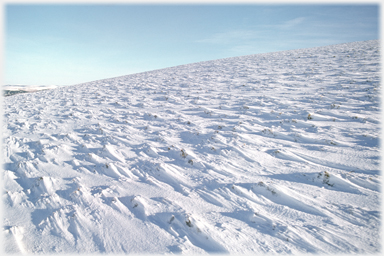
[4,4,379,86]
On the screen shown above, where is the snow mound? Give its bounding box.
[2,40,381,254]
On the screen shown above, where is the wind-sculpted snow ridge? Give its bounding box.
[2,40,380,254]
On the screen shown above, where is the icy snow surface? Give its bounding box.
[2,40,381,254]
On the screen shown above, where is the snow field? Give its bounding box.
[2,40,381,253]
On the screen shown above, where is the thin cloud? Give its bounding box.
[279,17,307,29]
[196,30,260,45]
[258,16,307,30]
[197,16,307,46]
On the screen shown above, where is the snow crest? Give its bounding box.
[2,40,381,253]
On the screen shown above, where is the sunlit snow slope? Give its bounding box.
[2,40,381,254]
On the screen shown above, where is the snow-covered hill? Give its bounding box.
[2,40,381,254]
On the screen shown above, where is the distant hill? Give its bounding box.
[4,89,29,97]
[3,85,58,96]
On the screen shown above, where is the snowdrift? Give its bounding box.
[2,40,381,254]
